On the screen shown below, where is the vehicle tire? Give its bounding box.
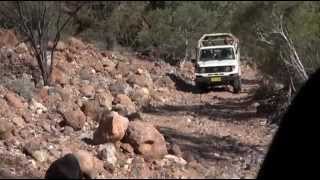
[196,82,207,91]
[233,77,242,94]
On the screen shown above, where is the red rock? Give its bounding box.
[14,43,28,54]
[116,62,131,77]
[120,143,134,155]
[80,85,95,98]
[73,150,104,178]
[67,37,86,50]
[130,86,150,107]
[81,100,101,121]
[0,118,13,140]
[62,109,86,131]
[37,87,49,103]
[96,91,113,110]
[4,92,25,109]
[0,29,18,48]
[56,41,66,51]
[123,121,168,160]
[93,111,129,144]
[51,67,67,86]
[114,94,136,115]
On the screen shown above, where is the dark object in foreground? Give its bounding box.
[257,69,320,178]
[45,154,82,179]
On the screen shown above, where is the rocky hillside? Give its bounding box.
[0,29,276,178]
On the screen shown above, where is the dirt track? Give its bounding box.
[141,63,275,178]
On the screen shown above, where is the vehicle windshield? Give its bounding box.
[199,48,235,61]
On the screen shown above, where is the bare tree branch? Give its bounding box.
[0,1,85,85]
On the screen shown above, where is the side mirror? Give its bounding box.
[191,58,196,64]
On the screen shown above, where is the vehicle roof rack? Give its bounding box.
[198,33,239,50]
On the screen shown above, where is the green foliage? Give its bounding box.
[106,2,146,48]
[137,2,227,62]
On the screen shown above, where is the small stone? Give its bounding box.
[33,150,48,162]
[96,91,113,110]
[62,109,86,131]
[127,112,143,121]
[63,126,74,135]
[22,114,32,123]
[41,123,52,133]
[48,149,61,158]
[81,100,101,121]
[168,143,183,157]
[4,136,20,147]
[56,41,66,51]
[4,92,25,109]
[15,42,28,54]
[98,143,117,166]
[29,98,48,114]
[120,143,134,155]
[164,154,187,166]
[104,162,115,174]
[183,151,195,162]
[80,85,95,98]
[12,116,25,128]
[0,119,13,140]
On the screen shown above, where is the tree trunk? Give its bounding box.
[180,35,189,70]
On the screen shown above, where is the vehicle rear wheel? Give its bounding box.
[232,78,242,94]
[196,82,207,91]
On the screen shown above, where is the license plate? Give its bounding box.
[211,77,221,82]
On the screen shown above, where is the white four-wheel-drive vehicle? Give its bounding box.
[193,33,242,93]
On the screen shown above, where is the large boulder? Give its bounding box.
[123,121,168,160]
[62,109,86,131]
[93,111,129,144]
